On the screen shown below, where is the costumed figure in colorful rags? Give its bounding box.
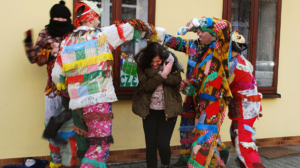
[51,1,158,167]
[228,30,265,168]
[158,17,231,168]
[24,1,78,167]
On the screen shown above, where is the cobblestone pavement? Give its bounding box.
[107,146,300,168]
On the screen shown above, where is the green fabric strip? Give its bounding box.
[188,158,205,168]
[84,70,105,82]
[60,75,66,83]
[177,37,183,51]
[72,111,89,152]
[179,155,190,163]
[201,27,217,38]
[188,85,196,96]
[132,29,141,43]
[203,72,218,87]
[81,158,107,168]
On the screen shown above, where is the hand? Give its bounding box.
[51,47,59,56]
[161,61,173,77]
[51,42,59,56]
[193,144,201,155]
[24,30,32,43]
[50,42,59,49]
[180,79,193,90]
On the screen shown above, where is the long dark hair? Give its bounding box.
[135,42,164,71]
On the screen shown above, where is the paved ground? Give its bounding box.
[107,145,300,168]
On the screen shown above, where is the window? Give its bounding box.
[73,0,156,99]
[223,0,281,97]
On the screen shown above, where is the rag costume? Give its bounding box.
[51,1,158,167]
[229,31,264,168]
[24,1,78,167]
[161,17,231,167]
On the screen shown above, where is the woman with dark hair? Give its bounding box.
[132,42,184,168]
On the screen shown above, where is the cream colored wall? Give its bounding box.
[0,0,299,160]
[0,0,74,159]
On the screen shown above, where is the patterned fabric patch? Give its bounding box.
[228,100,243,119]
[87,81,100,94]
[75,49,86,61]
[213,20,228,32]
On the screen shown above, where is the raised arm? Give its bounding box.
[24,30,51,66]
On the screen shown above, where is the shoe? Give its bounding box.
[43,109,72,145]
[161,164,170,168]
[170,160,187,168]
[252,162,265,168]
[235,157,246,168]
[220,147,230,165]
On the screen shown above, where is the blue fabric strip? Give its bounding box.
[182,40,187,47]
[199,93,216,101]
[57,132,76,139]
[188,60,196,68]
[178,126,195,132]
[198,112,206,124]
[206,18,213,27]
[164,34,171,45]
[198,53,213,68]
[195,124,218,145]
[63,39,98,53]
[244,124,256,136]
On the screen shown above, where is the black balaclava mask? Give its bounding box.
[47,0,75,37]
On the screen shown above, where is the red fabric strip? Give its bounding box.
[49,144,60,153]
[116,23,126,42]
[56,56,63,67]
[205,101,220,118]
[210,76,222,89]
[67,75,84,84]
[69,138,77,166]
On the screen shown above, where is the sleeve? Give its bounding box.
[163,72,182,87]
[51,40,67,91]
[163,33,191,54]
[100,23,134,50]
[24,30,49,65]
[137,66,165,92]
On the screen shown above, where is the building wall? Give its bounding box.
[0,0,299,159]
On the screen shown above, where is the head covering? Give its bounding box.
[74,1,103,27]
[47,0,74,37]
[231,30,248,53]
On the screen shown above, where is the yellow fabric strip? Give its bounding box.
[57,83,67,91]
[97,32,108,46]
[49,162,62,168]
[180,149,191,155]
[62,53,113,72]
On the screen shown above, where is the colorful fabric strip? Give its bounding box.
[188,60,197,68]
[49,162,62,168]
[57,132,76,139]
[198,53,213,68]
[203,72,218,87]
[195,124,218,144]
[67,70,106,84]
[60,75,66,83]
[49,144,60,153]
[62,53,113,72]
[188,158,205,168]
[63,39,98,53]
[81,158,107,168]
[181,112,196,118]
[179,126,195,131]
[244,124,256,136]
[199,93,216,101]
[180,138,194,144]
[57,83,67,91]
